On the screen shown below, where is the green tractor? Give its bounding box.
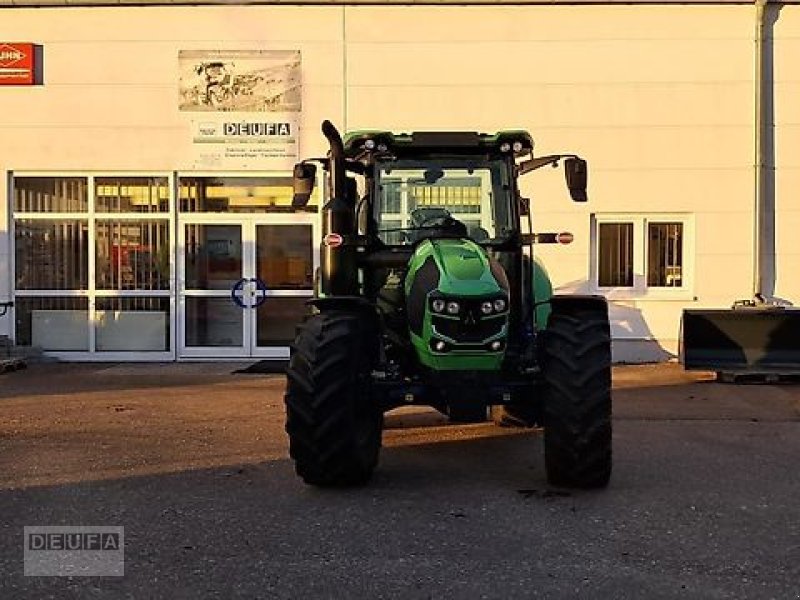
[285,120,612,488]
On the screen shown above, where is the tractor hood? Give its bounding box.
[424,239,504,296]
[405,238,510,371]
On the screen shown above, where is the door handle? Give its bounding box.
[230,278,249,308]
[251,277,268,308]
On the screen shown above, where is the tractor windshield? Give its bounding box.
[372,157,515,245]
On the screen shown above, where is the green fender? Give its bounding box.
[532,255,554,330]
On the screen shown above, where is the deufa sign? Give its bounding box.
[0,43,35,85]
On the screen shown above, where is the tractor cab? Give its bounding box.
[285,121,611,490]
[352,130,530,247]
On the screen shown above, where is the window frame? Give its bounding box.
[9,171,177,358]
[590,213,695,301]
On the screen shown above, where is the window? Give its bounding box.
[15,219,90,291]
[592,215,692,297]
[597,223,634,287]
[179,176,319,213]
[95,220,171,291]
[647,223,684,288]
[373,158,514,245]
[12,175,174,354]
[95,177,169,213]
[14,177,88,212]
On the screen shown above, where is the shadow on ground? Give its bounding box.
[1,362,800,596]
[0,362,279,399]
[2,414,800,598]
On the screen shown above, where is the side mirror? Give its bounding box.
[519,196,530,217]
[564,157,588,202]
[292,162,317,207]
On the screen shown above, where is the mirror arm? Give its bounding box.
[345,159,367,175]
[518,154,578,176]
[298,157,364,175]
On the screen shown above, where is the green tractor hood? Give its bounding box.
[405,238,509,370]
[425,239,502,296]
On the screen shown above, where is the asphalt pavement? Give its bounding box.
[0,362,798,599]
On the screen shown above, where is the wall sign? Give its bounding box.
[0,43,35,85]
[178,50,301,170]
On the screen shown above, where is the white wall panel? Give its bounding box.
[344,4,754,361]
[0,8,347,167]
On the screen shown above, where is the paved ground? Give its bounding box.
[0,362,799,599]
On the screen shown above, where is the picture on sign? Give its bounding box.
[179,50,301,113]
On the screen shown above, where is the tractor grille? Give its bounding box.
[432,312,505,343]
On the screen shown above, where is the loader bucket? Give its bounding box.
[681,308,800,372]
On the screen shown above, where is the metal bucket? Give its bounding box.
[682,308,800,373]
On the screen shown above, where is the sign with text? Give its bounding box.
[190,115,298,170]
[0,43,35,85]
[179,50,300,169]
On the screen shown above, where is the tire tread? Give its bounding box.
[285,311,382,486]
[543,305,612,489]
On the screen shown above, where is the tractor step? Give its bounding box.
[716,371,800,384]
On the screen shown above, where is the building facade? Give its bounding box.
[0,1,798,361]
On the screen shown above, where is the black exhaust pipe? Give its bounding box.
[320,120,358,296]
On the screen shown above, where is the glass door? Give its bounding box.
[251,222,315,358]
[180,220,247,357]
[178,215,317,359]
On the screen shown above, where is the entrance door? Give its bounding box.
[251,223,315,358]
[178,216,315,358]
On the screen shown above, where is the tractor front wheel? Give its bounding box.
[285,311,383,486]
[542,304,612,488]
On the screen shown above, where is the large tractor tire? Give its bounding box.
[542,304,612,488]
[285,311,383,486]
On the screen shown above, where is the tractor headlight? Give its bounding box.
[446,301,460,315]
[493,298,507,312]
[512,141,524,153]
[499,142,512,153]
[364,139,376,150]
[431,299,445,313]
[481,301,493,315]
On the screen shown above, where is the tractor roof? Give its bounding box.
[343,130,534,159]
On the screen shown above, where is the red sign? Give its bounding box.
[323,233,343,248]
[0,43,35,85]
[556,232,575,245]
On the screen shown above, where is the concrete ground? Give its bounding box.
[0,362,799,599]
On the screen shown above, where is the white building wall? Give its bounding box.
[344,5,755,360]
[0,6,347,341]
[0,4,783,362]
[0,7,346,170]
